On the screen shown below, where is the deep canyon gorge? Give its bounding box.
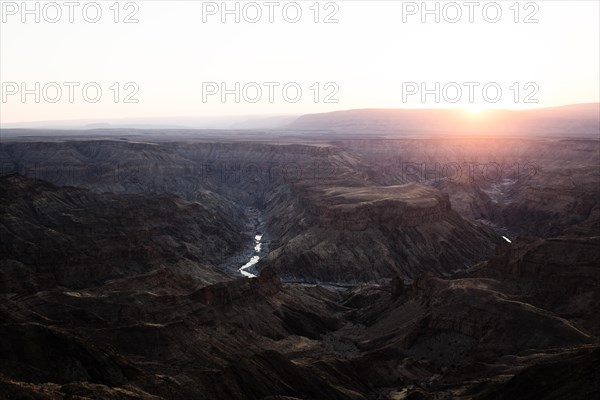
[1,116,599,399]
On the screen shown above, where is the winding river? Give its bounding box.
[215,207,268,278]
[239,234,263,278]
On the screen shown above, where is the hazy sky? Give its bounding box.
[1,0,599,124]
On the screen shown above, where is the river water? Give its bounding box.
[217,207,268,278]
[239,234,263,278]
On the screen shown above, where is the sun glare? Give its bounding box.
[465,105,487,114]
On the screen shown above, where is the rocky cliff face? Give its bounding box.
[308,184,451,230]
[0,174,245,292]
[191,266,282,306]
[499,166,599,236]
[475,234,600,336]
[338,137,600,237]
[260,182,500,283]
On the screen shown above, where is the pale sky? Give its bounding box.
[1,0,599,124]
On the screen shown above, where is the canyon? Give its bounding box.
[1,112,599,399]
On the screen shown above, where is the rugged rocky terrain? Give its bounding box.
[0,139,506,283]
[260,182,499,282]
[1,126,599,399]
[0,174,245,292]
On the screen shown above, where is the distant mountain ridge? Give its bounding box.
[3,104,598,136]
[288,103,600,137]
[1,114,298,130]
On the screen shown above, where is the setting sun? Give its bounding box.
[465,105,488,114]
